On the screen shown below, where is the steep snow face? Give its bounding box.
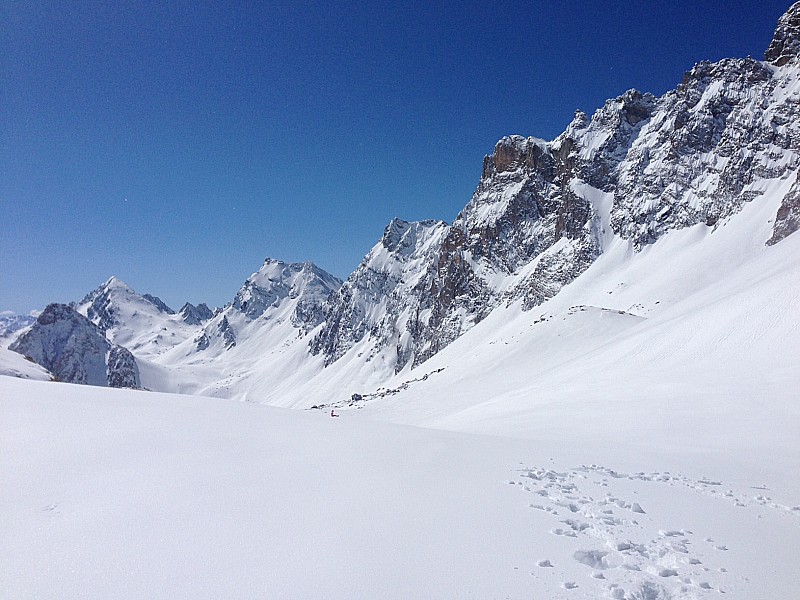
[76,276,202,359]
[187,259,341,357]
[9,304,140,388]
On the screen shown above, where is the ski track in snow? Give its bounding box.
[506,464,799,599]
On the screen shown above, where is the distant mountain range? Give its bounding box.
[5,3,800,410]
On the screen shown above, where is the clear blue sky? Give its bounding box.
[1,1,792,313]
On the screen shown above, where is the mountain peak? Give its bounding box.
[765,2,800,66]
[230,257,341,323]
[102,275,131,291]
[483,135,550,177]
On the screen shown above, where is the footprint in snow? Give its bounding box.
[562,581,578,590]
[537,559,554,568]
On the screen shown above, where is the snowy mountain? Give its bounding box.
[310,12,800,374]
[9,303,140,388]
[75,276,204,360]
[189,258,342,356]
[0,312,36,340]
[10,3,800,400]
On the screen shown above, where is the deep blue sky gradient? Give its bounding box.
[1,1,792,313]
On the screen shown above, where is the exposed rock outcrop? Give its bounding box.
[9,304,140,388]
[767,170,800,245]
[766,1,800,66]
[142,294,174,314]
[179,302,213,325]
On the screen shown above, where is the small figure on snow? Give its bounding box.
[330,409,339,418]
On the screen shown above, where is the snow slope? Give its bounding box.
[0,346,51,381]
[1,376,797,600]
[354,177,800,465]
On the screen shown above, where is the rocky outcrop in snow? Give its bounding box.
[106,345,140,388]
[9,304,140,388]
[178,302,213,325]
[768,170,800,245]
[142,294,174,315]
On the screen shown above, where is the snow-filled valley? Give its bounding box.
[2,370,798,600]
[4,4,800,598]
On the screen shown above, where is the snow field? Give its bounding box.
[2,376,798,599]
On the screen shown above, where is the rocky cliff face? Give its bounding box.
[766,1,800,66]
[9,304,140,388]
[311,4,800,373]
[309,219,449,368]
[142,294,175,315]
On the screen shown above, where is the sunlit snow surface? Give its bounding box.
[2,370,799,599]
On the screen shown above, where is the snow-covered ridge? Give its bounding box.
[189,258,342,356]
[8,4,800,403]
[308,8,800,373]
[75,276,208,359]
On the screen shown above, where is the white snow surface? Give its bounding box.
[0,346,51,381]
[2,363,798,600]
